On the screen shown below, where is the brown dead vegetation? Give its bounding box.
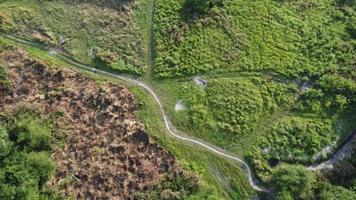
[0,48,187,200]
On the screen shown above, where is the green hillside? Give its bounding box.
[152,0,356,199]
[0,0,355,199]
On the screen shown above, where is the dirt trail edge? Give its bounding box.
[0,32,268,193]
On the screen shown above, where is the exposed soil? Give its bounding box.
[308,130,356,186]
[309,130,356,171]
[0,48,182,200]
[174,100,185,112]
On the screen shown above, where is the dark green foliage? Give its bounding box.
[318,181,356,200]
[269,164,356,200]
[25,152,54,185]
[324,150,356,188]
[0,125,12,160]
[337,0,356,8]
[246,117,336,181]
[0,65,6,80]
[271,164,356,200]
[182,0,225,15]
[264,117,333,164]
[0,113,57,200]
[336,3,356,39]
[0,152,54,200]
[272,164,316,200]
[295,73,356,115]
[10,114,53,152]
[318,74,356,104]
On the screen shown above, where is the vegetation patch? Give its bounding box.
[248,117,335,180]
[0,110,62,200]
[155,76,296,148]
[0,0,148,75]
[154,0,355,78]
[270,164,356,200]
[134,171,199,200]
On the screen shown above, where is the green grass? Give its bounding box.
[0,0,149,75]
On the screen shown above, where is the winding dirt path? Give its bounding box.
[0,32,268,193]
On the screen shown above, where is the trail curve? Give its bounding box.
[0,32,268,193]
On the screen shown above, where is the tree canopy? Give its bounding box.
[272,164,316,200]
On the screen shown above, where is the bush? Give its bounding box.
[0,65,6,80]
[263,117,333,164]
[182,0,225,14]
[337,0,356,8]
[0,113,56,200]
[0,125,12,159]
[25,152,54,185]
[0,152,49,200]
[247,116,336,181]
[175,76,294,145]
[272,164,316,200]
[12,114,52,151]
[318,181,356,200]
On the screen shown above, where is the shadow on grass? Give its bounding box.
[65,0,132,10]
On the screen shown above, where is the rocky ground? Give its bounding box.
[0,48,190,199]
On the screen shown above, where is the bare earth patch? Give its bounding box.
[0,48,188,200]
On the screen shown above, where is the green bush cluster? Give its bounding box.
[12,114,53,152]
[271,164,356,200]
[272,164,316,200]
[247,117,335,180]
[182,0,226,15]
[264,117,333,164]
[296,74,356,114]
[0,113,59,200]
[171,77,295,145]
